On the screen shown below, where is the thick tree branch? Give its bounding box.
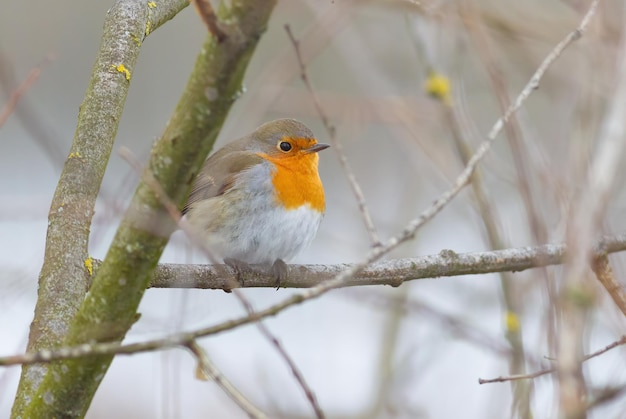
[1,235,625,368]
[12,1,189,416]
[142,233,626,289]
[18,1,276,417]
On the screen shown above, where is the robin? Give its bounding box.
[182,119,329,283]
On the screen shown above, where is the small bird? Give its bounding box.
[183,119,329,283]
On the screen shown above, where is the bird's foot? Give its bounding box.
[224,257,253,290]
[270,259,288,290]
[223,258,289,290]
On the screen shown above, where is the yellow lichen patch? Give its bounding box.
[424,71,451,105]
[113,64,131,81]
[131,34,142,47]
[505,311,520,333]
[84,257,94,276]
[68,151,81,159]
[146,1,157,35]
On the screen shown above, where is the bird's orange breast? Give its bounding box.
[257,151,325,213]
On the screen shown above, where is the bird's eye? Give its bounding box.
[279,141,292,152]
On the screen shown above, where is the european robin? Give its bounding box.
[182,119,329,282]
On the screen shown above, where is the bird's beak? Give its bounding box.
[304,143,330,154]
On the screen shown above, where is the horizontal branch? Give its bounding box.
[2,234,625,369]
[479,335,626,384]
[147,233,626,290]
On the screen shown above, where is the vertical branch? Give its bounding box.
[559,2,621,417]
[368,288,409,417]
[458,1,562,383]
[11,1,190,415]
[458,5,563,384]
[445,102,533,418]
[17,1,277,417]
[409,14,534,415]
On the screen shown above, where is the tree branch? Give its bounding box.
[191,0,228,41]
[12,1,189,416]
[478,336,626,385]
[0,55,53,127]
[187,341,268,419]
[18,1,277,417]
[557,1,622,415]
[1,235,625,369]
[592,255,626,316]
[285,24,381,248]
[142,233,626,289]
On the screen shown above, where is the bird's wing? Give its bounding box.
[182,150,264,214]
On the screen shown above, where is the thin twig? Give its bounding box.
[591,255,626,316]
[478,336,626,384]
[233,293,326,419]
[191,0,227,41]
[187,341,268,419]
[586,384,626,412]
[349,289,513,358]
[446,101,533,418]
[0,55,54,127]
[412,8,534,410]
[285,24,382,248]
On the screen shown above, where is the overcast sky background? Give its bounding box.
[2,1,626,418]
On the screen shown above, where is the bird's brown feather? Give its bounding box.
[183,143,264,214]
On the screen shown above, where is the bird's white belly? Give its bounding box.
[206,204,323,264]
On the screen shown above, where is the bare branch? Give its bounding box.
[592,255,626,316]
[232,291,325,419]
[285,24,382,248]
[143,233,626,290]
[191,0,228,41]
[17,1,277,417]
[348,290,513,358]
[187,341,268,419]
[479,336,626,385]
[557,1,622,415]
[13,1,190,414]
[0,55,53,127]
[1,234,625,369]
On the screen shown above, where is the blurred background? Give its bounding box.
[2,0,626,417]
